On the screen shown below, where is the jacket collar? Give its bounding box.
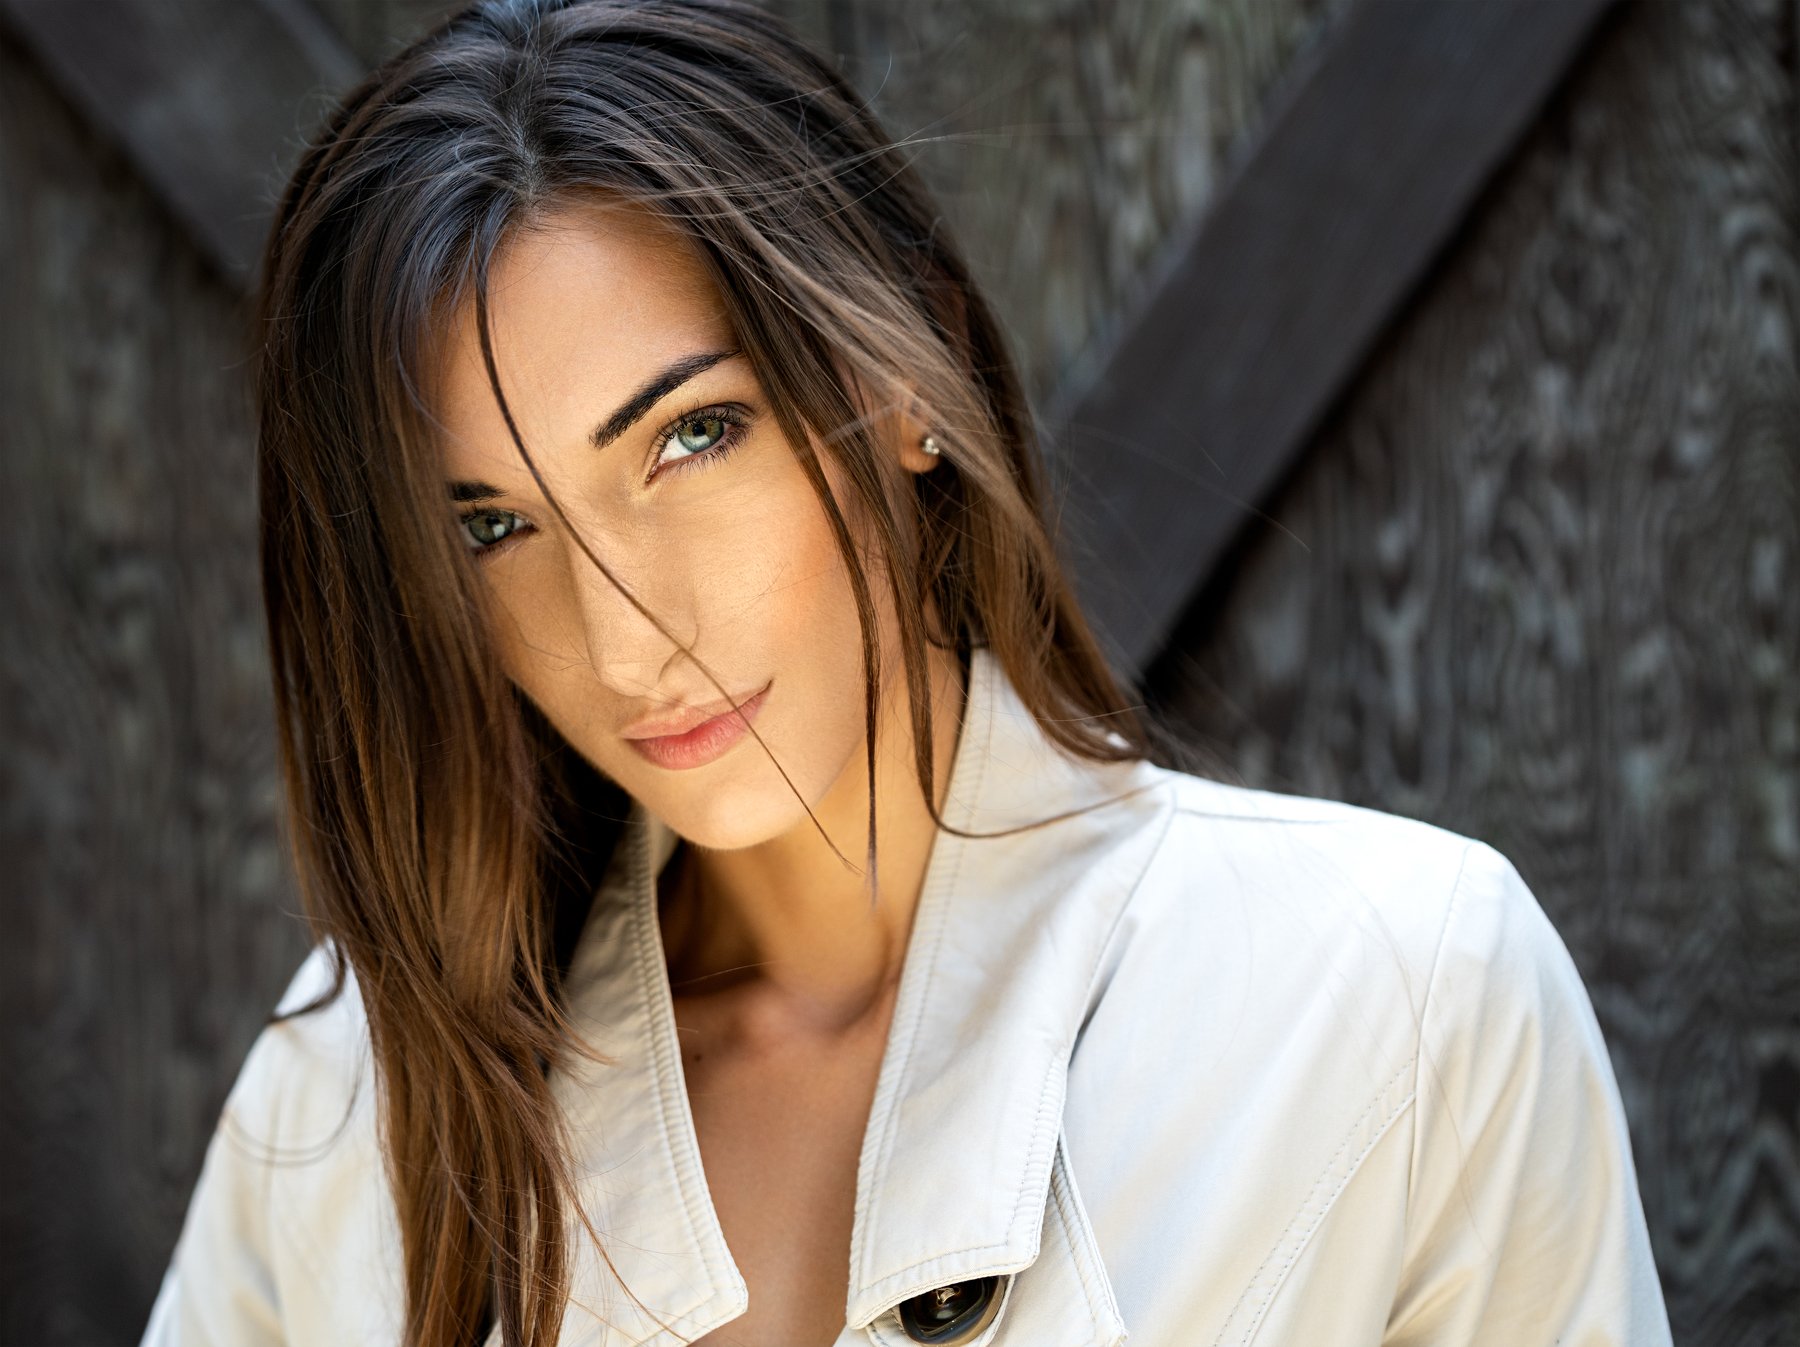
[545,645,1170,1345]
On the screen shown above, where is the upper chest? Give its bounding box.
[674,986,898,1347]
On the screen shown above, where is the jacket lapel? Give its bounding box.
[546,646,1171,1346]
[544,805,747,1346]
[843,646,1168,1343]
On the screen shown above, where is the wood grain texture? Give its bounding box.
[1045,0,1620,675]
[0,0,359,286]
[1141,0,1800,1340]
[764,0,1353,406]
[0,28,308,1347]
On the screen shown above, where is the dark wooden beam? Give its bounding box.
[0,0,360,288]
[1044,0,1622,679]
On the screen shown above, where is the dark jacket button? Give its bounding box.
[896,1275,1002,1344]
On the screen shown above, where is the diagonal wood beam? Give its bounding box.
[0,0,360,289]
[1044,0,1621,680]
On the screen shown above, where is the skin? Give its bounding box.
[430,196,966,1346]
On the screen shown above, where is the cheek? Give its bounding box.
[662,460,874,821]
[747,482,864,660]
[490,447,881,847]
[661,451,864,664]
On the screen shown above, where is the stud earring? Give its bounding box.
[920,434,941,457]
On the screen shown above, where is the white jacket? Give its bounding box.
[143,645,1672,1346]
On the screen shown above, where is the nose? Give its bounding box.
[564,531,688,696]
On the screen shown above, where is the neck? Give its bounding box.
[656,642,967,1033]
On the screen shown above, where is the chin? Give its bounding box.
[654,796,791,852]
[630,747,839,853]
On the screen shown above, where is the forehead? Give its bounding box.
[430,198,730,456]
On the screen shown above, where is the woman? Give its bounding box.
[141,1,1672,1345]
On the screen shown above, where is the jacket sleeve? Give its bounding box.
[1381,841,1671,1346]
[139,952,340,1347]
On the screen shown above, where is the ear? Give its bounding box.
[895,411,945,475]
[894,257,976,475]
[833,359,943,475]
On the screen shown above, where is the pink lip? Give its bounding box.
[623,682,770,771]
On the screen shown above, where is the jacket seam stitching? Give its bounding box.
[1007,785,1171,1243]
[853,778,1171,1301]
[858,809,968,1220]
[634,817,734,1311]
[1406,841,1478,1224]
[869,1049,1060,1276]
[851,696,991,1291]
[1210,1056,1416,1347]
[1221,840,1477,1347]
[1049,1138,1111,1336]
[1086,784,1181,1031]
[1007,1053,1063,1254]
[1239,1077,1417,1347]
[993,779,1179,1271]
[1170,806,1339,825]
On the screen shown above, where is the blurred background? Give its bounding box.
[1,0,1795,1342]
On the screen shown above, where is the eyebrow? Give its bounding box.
[593,347,739,450]
[446,346,741,504]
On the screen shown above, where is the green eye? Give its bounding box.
[461,507,527,551]
[651,405,748,479]
[671,414,727,455]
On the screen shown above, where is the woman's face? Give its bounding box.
[430,198,930,849]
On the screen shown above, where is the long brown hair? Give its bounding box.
[254,0,1164,1342]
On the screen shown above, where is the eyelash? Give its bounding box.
[649,403,752,482]
[455,403,753,560]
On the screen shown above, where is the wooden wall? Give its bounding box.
[1139,1,1800,1342]
[0,26,307,1347]
[767,0,1352,400]
[2,0,1791,1342]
